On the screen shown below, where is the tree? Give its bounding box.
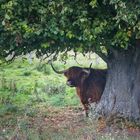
[0,0,140,120]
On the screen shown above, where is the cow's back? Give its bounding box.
[81,69,107,104]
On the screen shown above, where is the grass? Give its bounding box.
[1,53,139,140]
[0,53,106,108]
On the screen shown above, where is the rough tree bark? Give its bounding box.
[96,41,140,120]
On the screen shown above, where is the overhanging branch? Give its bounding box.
[96,51,108,63]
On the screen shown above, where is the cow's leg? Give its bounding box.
[83,104,89,117]
[80,98,89,117]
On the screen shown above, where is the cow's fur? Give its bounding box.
[51,65,107,117]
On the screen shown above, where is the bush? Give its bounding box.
[0,89,13,104]
[0,104,18,116]
[43,82,66,96]
[22,71,31,76]
[47,94,65,106]
[36,63,51,75]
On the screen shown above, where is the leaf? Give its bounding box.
[2,20,5,26]
[66,31,74,39]
[127,31,132,37]
[5,14,10,20]
[89,0,97,8]
[36,30,42,35]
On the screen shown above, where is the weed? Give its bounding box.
[0,75,7,89]
[22,71,32,76]
[44,82,66,96]
[36,62,51,75]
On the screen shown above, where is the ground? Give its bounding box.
[0,105,140,140]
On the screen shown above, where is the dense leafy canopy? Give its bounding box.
[0,0,140,61]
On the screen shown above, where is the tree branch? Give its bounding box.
[96,51,108,63]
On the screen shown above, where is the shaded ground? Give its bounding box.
[0,106,140,140]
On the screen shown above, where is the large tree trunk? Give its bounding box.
[96,44,140,120]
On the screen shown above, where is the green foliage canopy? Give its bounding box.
[0,0,140,61]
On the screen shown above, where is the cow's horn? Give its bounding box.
[50,63,66,74]
[82,63,92,74]
[89,63,92,68]
[82,69,90,74]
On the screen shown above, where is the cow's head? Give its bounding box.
[51,64,92,87]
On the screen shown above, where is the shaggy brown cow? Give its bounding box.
[51,64,107,117]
